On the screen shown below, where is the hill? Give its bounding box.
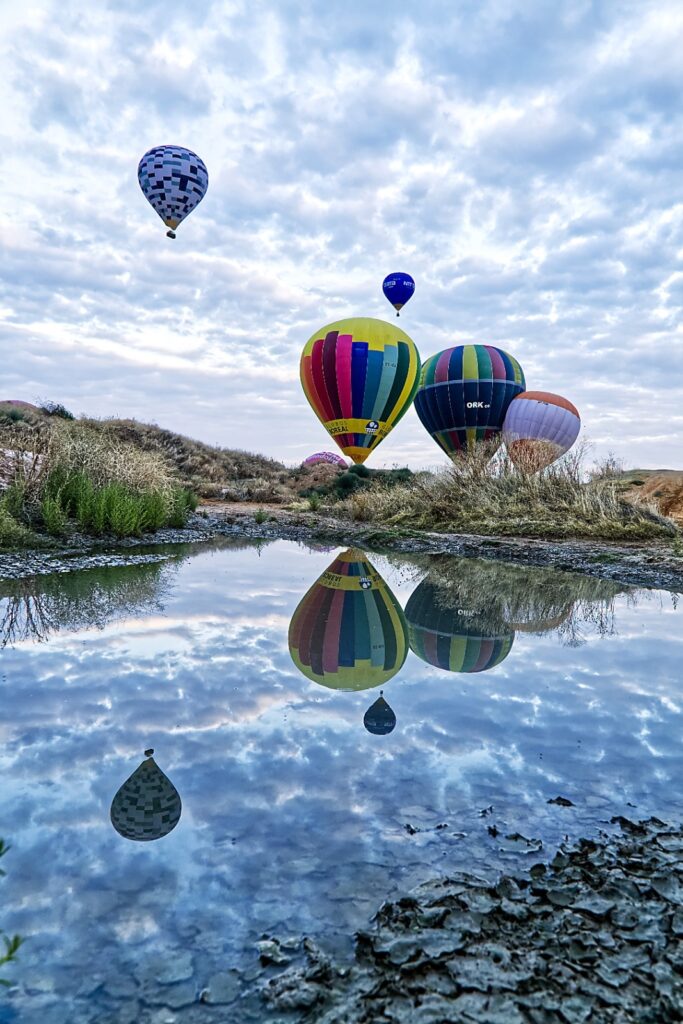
[624,471,683,525]
[0,402,296,502]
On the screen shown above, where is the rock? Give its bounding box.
[256,939,291,966]
[154,952,194,985]
[200,970,241,1005]
[570,895,615,919]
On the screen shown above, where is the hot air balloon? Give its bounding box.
[364,692,396,735]
[300,317,421,465]
[302,452,348,469]
[414,344,525,459]
[289,549,408,690]
[503,392,581,473]
[405,578,514,673]
[382,273,415,316]
[138,146,209,239]
[110,749,181,841]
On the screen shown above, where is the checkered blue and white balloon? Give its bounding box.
[138,145,209,238]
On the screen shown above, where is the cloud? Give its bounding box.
[1,1,683,470]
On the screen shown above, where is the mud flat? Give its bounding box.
[256,816,683,1023]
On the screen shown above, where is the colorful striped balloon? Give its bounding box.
[414,344,525,459]
[288,549,408,690]
[503,391,581,472]
[405,579,514,673]
[300,317,421,465]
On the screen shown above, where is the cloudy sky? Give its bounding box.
[2,0,683,469]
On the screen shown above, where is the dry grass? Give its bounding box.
[80,417,291,500]
[0,420,176,503]
[346,443,676,541]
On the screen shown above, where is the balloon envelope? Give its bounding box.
[289,548,408,690]
[300,317,421,465]
[503,392,580,472]
[414,344,525,459]
[302,451,348,469]
[138,145,208,234]
[364,694,397,735]
[382,272,415,313]
[405,578,514,673]
[110,754,181,841]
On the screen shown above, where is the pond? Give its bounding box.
[0,537,681,1022]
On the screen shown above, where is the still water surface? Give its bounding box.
[0,537,681,1021]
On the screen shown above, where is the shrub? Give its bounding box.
[166,488,193,529]
[41,496,68,536]
[254,508,268,524]
[40,401,75,420]
[0,504,34,548]
[307,493,322,511]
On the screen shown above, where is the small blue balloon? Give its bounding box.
[382,272,415,317]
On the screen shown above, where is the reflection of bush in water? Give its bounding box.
[0,561,175,647]
[0,537,269,647]
[403,557,633,646]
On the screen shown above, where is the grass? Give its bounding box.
[0,417,199,545]
[345,443,677,542]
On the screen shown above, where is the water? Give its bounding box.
[0,537,681,1021]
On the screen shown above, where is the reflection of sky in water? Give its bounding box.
[0,540,681,1021]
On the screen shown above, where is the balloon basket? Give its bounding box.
[166,230,176,239]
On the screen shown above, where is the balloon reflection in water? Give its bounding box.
[110,749,182,842]
[363,692,397,735]
[405,578,514,672]
[289,548,408,690]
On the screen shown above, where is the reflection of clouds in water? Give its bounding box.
[1,541,683,1019]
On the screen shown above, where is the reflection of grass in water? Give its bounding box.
[0,536,272,647]
[398,555,633,646]
[0,839,23,986]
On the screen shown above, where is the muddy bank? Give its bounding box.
[0,505,682,592]
[256,816,683,1023]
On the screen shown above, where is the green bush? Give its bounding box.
[3,483,26,522]
[39,401,75,420]
[166,488,193,528]
[0,504,33,548]
[138,491,167,532]
[41,496,68,536]
[0,409,25,424]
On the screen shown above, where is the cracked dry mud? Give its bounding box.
[259,817,683,1023]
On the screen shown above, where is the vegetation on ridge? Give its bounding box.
[344,443,677,542]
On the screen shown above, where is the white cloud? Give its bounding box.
[1,0,683,467]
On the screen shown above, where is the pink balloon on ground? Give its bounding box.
[302,452,348,468]
[503,391,580,472]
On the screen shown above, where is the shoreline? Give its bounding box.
[0,503,681,592]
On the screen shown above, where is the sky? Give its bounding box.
[2,0,683,469]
